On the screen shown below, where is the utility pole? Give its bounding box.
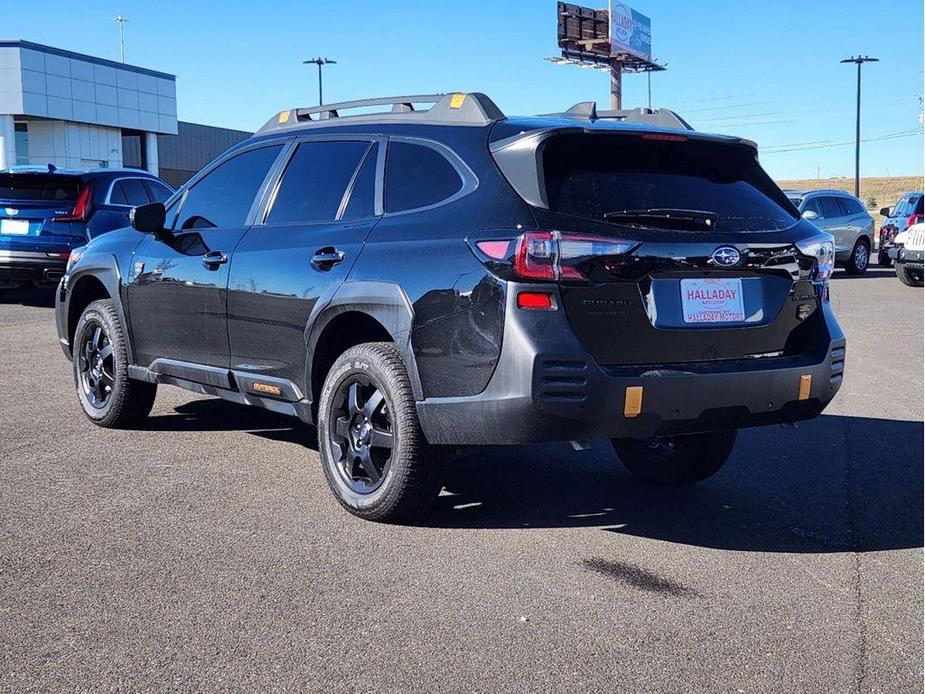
[840,55,879,198]
[113,16,128,63]
[303,57,336,106]
[610,59,623,109]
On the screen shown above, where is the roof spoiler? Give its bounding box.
[258,92,505,133]
[542,102,694,131]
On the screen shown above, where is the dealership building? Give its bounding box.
[0,40,249,187]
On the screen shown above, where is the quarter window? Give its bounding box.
[176,145,283,230]
[144,180,173,203]
[341,144,379,221]
[267,141,370,225]
[111,179,151,206]
[385,142,463,213]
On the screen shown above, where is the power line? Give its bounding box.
[762,128,921,155]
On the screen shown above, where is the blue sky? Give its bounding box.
[7,0,924,180]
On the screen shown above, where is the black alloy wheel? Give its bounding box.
[328,375,395,494]
[77,323,115,409]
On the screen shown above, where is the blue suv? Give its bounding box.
[0,166,172,294]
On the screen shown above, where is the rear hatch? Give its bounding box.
[487,128,825,366]
[0,172,88,252]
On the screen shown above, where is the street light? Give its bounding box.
[113,16,128,63]
[840,55,879,198]
[303,57,336,106]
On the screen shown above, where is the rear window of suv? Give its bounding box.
[0,173,82,202]
[541,134,798,232]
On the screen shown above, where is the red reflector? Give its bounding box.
[517,291,554,310]
[640,133,688,142]
[475,240,511,259]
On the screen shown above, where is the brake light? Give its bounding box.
[641,133,688,142]
[53,185,91,222]
[905,214,923,230]
[45,251,71,259]
[475,231,638,282]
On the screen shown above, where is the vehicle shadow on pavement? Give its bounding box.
[831,269,895,280]
[142,398,319,448]
[0,285,56,307]
[142,401,922,553]
[428,414,923,553]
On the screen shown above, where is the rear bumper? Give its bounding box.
[417,283,845,445]
[0,250,67,285]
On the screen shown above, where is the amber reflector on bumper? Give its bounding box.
[624,386,644,417]
[798,375,812,401]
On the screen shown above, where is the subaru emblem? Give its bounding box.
[4,208,18,216]
[712,246,740,267]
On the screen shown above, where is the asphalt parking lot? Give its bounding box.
[0,269,921,693]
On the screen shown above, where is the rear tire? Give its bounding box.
[317,342,443,522]
[844,238,870,275]
[611,430,737,485]
[72,299,157,427]
[895,262,924,287]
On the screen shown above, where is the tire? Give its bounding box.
[878,248,893,267]
[895,262,924,287]
[72,298,157,427]
[317,342,443,522]
[844,238,870,275]
[611,430,737,485]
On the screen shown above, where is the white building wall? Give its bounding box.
[24,120,122,169]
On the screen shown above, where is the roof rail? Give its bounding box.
[258,92,505,133]
[544,102,694,131]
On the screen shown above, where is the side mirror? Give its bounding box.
[130,202,170,241]
[802,209,819,221]
[879,207,892,217]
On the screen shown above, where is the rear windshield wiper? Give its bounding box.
[603,208,719,230]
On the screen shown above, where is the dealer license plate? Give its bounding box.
[680,277,745,324]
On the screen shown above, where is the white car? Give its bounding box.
[891,222,924,286]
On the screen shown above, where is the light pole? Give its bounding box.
[840,55,879,198]
[303,57,336,106]
[113,16,128,63]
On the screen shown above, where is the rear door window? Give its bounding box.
[266,140,370,225]
[541,134,798,232]
[385,142,462,213]
[341,144,379,221]
[144,180,173,203]
[820,197,845,219]
[175,144,283,230]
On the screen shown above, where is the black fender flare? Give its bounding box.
[304,280,423,401]
[62,253,135,364]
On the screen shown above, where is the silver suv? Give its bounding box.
[785,189,874,274]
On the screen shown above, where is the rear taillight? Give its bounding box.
[905,214,923,230]
[53,185,91,222]
[475,231,637,282]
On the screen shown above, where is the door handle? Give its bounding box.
[311,247,345,271]
[202,250,228,269]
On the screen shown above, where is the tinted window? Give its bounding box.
[893,196,911,217]
[342,144,378,221]
[109,182,128,205]
[915,196,924,215]
[267,141,369,225]
[120,179,151,206]
[839,197,864,215]
[144,180,172,203]
[176,145,283,230]
[385,142,463,213]
[0,173,81,202]
[542,134,797,232]
[820,197,844,219]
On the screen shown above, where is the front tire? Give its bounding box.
[844,238,870,275]
[895,262,924,287]
[72,299,157,427]
[317,342,443,522]
[611,430,737,485]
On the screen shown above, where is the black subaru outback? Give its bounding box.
[55,92,845,522]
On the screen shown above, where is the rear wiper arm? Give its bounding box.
[603,208,718,229]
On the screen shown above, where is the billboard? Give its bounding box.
[608,2,651,61]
